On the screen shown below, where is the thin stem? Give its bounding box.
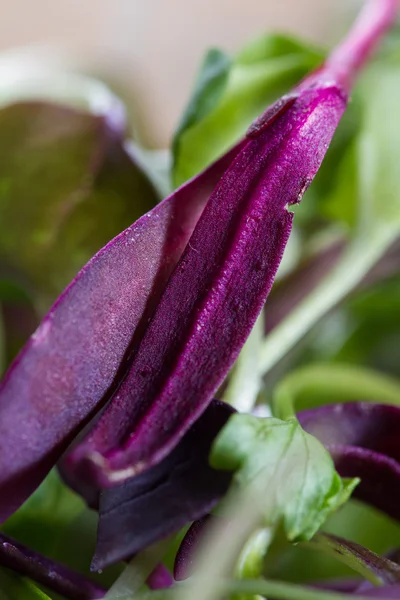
[259,226,398,379]
[223,313,264,412]
[272,363,400,421]
[105,540,170,599]
[0,533,106,600]
[326,0,397,91]
[134,578,389,600]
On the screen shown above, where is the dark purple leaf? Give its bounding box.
[91,401,234,570]
[0,140,242,523]
[0,532,106,600]
[299,403,400,520]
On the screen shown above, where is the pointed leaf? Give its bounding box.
[91,401,234,570]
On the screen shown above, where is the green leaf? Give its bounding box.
[0,102,158,310]
[172,34,323,186]
[0,568,50,600]
[1,470,84,557]
[173,48,231,165]
[211,414,357,542]
[323,62,400,232]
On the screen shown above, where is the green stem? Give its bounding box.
[259,226,398,378]
[134,578,386,600]
[272,362,400,420]
[105,540,170,599]
[223,313,264,412]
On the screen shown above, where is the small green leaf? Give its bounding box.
[211,414,357,542]
[173,34,323,186]
[173,48,231,163]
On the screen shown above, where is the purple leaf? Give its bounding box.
[0,137,243,523]
[68,0,396,489]
[298,403,400,520]
[90,401,234,570]
[0,532,106,600]
[67,82,347,489]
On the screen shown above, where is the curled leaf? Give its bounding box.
[298,402,400,520]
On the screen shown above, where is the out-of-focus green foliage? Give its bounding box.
[0,102,158,311]
[172,35,323,186]
[0,568,51,599]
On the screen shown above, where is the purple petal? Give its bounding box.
[0,137,244,522]
[68,82,347,488]
[0,532,106,600]
[91,400,234,570]
[299,403,400,520]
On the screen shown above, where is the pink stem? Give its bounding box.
[326,0,397,90]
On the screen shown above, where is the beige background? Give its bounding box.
[0,0,361,146]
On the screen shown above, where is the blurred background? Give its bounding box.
[0,0,358,147]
